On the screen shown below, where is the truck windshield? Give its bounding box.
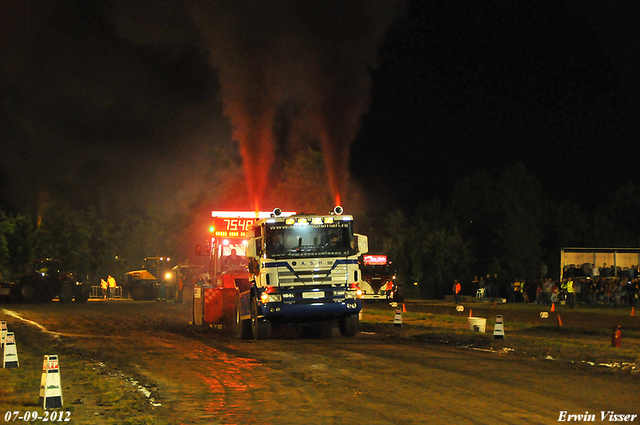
[265,221,355,258]
[362,264,394,279]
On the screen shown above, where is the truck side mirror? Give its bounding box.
[246,238,257,258]
[356,234,368,255]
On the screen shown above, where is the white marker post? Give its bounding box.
[393,306,402,327]
[2,332,19,368]
[39,355,63,409]
[0,321,7,347]
[493,315,505,339]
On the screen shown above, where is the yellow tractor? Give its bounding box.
[122,256,172,301]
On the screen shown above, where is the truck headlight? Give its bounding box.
[260,292,282,303]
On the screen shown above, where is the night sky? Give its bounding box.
[1,0,639,221]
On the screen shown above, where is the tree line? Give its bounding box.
[2,159,640,299]
[363,162,640,299]
[0,203,182,285]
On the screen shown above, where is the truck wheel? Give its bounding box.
[74,284,90,303]
[18,279,40,303]
[130,285,147,301]
[59,282,74,303]
[233,297,251,339]
[339,314,359,337]
[251,298,271,340]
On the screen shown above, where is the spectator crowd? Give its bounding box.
[471,264,640,308]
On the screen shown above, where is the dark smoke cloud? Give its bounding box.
[0,1,231,219]
[0,0,401,224]
[190,1,402,209]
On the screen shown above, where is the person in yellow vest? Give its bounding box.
[100,278,108,299]
[561,277,574,307]
[107,275,117,300]
[566,277,574,308]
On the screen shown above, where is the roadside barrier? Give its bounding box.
[393,306,402,327]
[493,315,505,339]
[3,332,19,368]
[90,286,123,299]
[40,355,63,409]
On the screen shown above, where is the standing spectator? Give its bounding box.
[100,278,108,299]
[564,277,574,308]
[453,279,461,304]
[107,275,117,300]
[535,282,543,304]
[484,274,492,298]
[551,283,559,304]
[573,278,581,305]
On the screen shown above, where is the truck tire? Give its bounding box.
[18,278,40,303]
[233,297,251,339]
[59,282,74,303]
[251,297,271,340]
[74,284,90,303]
[130,284,147,301]
[339,314,359,337]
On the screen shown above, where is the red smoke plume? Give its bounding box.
[192,1,401,210]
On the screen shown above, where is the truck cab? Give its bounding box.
[234,207,368,339]
[358,254,398,301]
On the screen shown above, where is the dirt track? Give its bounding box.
[1,300,639,424]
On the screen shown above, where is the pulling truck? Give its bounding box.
[192,211,274,329]
[193,207,368,340]
[358,254,397,301]
[238,207,367,340]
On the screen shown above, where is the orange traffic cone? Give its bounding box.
[551,302,555,312]
[469,308,473,317]
[402,303,407,313]
[631,307,635,317]
[557,314,563,327]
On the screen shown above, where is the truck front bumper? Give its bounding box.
[259,299,361,321]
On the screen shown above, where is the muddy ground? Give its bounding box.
[1,299,639,425]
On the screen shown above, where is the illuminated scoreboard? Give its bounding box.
[212,217,254,238]
[210,210,296,239]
